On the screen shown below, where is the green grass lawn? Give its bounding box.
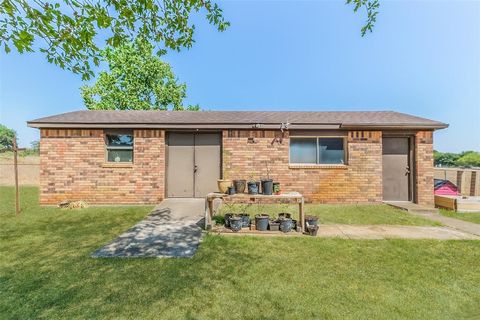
[439,208,480,224]
[1,187,479,319]
[217,202,441,226]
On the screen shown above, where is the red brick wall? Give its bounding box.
[39,129,165,205]
[38,128,435,206]
[415,131,435,207]
[222,130,383,203]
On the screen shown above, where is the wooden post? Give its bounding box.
[299,197,305,232]
[13,134,20,214]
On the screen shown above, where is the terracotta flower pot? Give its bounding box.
[217,179,232,194]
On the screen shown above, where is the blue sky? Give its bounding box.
[1,0,479,151]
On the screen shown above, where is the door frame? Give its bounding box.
[165,130,223,198]
[382,133,416,202]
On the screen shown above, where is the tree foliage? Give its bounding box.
[346,0,380,36]
[0,124,16,150]
[434,150,480,168]
[81,39,197,111]
[1,1,379,80]
[1,0,230,80]
[455,151,480,168]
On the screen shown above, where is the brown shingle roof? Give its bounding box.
[27,110,448,130]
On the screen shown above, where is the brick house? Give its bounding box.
[27,110,447,207]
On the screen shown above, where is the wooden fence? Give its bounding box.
[0,163,39,186]
[434,168,480,196]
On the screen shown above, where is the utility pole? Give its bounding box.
[13,134,20,214]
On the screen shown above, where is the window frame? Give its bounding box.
[289,136,347,165]
[104,129,134,164]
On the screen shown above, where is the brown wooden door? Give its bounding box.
[167,133,221,198]
[382,137,410,201]
[167,133,195,197]
[194,133,221,197]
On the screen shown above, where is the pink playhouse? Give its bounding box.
[434,179,459,196]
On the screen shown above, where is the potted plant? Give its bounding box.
[278,201,291,220]
[233,179,246,193]
[305,215,319,228]
[227,186,236,195]
[307,225,319,236]
[237,203,251,227]
[218,179,232,194]
[229,215,243,232]
[223,200,236,227]
[261,161,273,195]
[279,216,293,233]
[224,213,233,227]
[255,214,270,231]
[273,182,281,195]
[247,174,259,194]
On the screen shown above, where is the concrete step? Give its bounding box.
[384,201,439,215]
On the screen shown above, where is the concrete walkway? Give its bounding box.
[318,224,479,240]
[407,211,480,237]
[91,198,205,258]
[217,224,479,240]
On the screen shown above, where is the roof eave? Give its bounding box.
[340,123,449,130]
[27,122,342,130]
[27,122,449,130]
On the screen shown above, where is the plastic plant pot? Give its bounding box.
[247,182,259,195]
[279,218,293,233]
[240,214,251,228]
[227,186,236,195]
[305,215,319,227]
[255,214,270,231]
[269,221,280,231]
[224,213,233,227]
[308,225,319,236]
[229,216,243,232]
[261,179,273,195]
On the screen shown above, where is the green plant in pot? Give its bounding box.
[307,224,319,236]
[278,201,293,232]
[247,173,259,195]
[273,182,281,195]
[261,161,273,195]
[229,215,243,232]
[279,216,293,233]
[254,201,269,231]
[233,179,246,193]
[223,200,236,227]
[238,203,251,227]
[305,215,319,228]
[277,201,291,219]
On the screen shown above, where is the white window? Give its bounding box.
[290,137,345,164]
[105,130,134,163]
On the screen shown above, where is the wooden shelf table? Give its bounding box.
[204,192,305,232]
